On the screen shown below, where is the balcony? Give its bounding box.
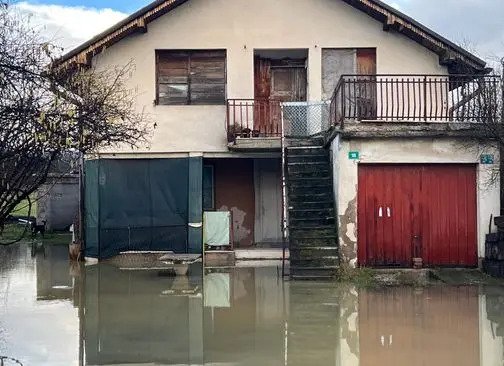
[226,99,330,149]
[226,74,501,146]
[330,74,501,127]
[225,98,281,150]
[226,98,282,138]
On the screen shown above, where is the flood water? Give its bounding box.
[1,244,504,366]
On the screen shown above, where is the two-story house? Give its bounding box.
[59,0,501,278]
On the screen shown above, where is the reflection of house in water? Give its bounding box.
[84,264,203,366]
[78,265,504,366]
[357,287,479,366]
[481,287,504,365]
[36,245,79,304]
[203,267,287,365]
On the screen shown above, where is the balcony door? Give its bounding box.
[254,56,307,136]
[356,48,377,120]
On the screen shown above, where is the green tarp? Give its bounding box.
[84,158,201,259]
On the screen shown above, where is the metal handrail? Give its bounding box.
[226,98,283,139]
[280,104,289,278]
[330,74,501,125]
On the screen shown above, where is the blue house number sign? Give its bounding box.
[480,154,495,164]
[348,151,360,160]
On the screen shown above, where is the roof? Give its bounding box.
[56,0,489,73]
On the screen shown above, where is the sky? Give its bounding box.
[12,0,504,67]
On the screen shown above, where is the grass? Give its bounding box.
[10,198,37,217]
[0,224,72,245]
[336,265,377,287]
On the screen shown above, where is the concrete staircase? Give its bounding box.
[286,137,339,280]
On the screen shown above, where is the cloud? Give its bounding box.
[13,0,504,69]
[14,2,128,52]
[382,0,504,67]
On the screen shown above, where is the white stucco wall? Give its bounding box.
[92,0,448,154]
[332,137,500,266]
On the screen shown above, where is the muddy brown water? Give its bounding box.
[0,244,503,366]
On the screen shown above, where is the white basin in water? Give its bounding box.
[159,253,202,276]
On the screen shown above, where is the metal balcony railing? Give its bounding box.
[330,74,502,127]
[226,99,282,141]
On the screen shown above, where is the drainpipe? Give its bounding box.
[78,153,85,259]
[281,104,289,277]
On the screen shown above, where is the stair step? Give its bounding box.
[289,192,333,202]
[287,161,327,166]
[287,155,329,164]
[287,146,325,150]
[288,171,331,179]
[290,239,338,248]
[286,152,327,158]
[290,227,336,239]
[290,265,339,270]
[289,208,335,219]
[289,176,332,183]
[290,246,339,252]
[290,247,339,260]
[290,231,338,237]
[290,217,335,227]
[289,201,334,210]
[290,275,335,280]
[291,238,337,246]
[288,185,332,195]
[291,258,339,267]
[287,138,324,147]
[289,181,333,189]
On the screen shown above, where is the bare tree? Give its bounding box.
[0,3,151,239]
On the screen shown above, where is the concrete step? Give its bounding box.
[288,192,333,202]
[287,148,327,155]
[290,227,337,239]
[287,170,331,179]
[288,185,332,195]
[287,154,329,164]
[289,176,332,185]
[287,137,324,147]
[287,161,328,167]
[290,217,335,228]
[291,257,339,267]
[289,200,334,210]
[289,208,335,219]
[290,247,339,260]
[290,237,338,248]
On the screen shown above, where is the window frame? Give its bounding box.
[202,164,215,211]
[155,49,227,106]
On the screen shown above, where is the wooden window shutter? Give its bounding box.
[156,50,226,105]
[189,51,226,105]
[157,51,190,105]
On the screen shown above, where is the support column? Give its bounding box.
[188,155,203,254]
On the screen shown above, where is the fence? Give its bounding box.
[281,101,331,138]
[331,74,502,126]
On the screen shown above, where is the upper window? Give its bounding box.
[156,50,226,105]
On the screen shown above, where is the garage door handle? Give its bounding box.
[378,207,383,217]
[387,207,391,217]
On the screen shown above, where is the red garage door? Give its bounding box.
[358,164,477,267]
